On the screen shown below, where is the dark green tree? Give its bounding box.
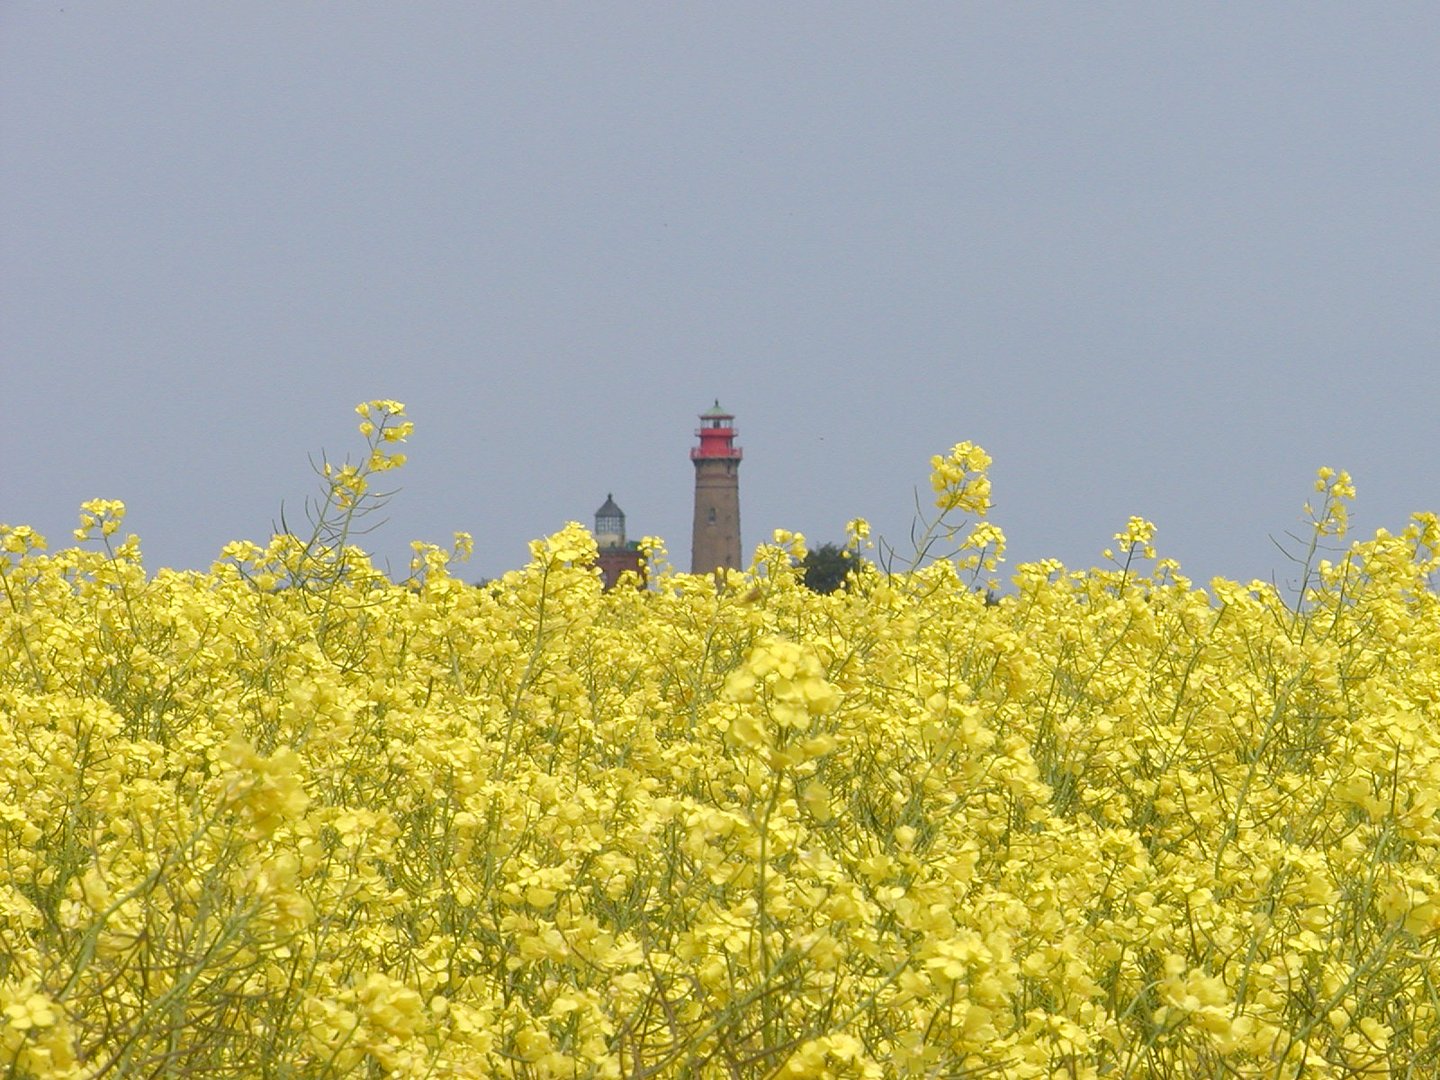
[800,543,863,594]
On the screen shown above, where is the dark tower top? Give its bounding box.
[594,493,625,550]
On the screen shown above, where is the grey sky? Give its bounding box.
[4,4,1437,588]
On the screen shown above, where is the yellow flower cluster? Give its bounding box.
[3,419,1440,1078]
[928,441,992,515]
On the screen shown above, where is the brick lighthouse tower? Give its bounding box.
[690,400,743,574]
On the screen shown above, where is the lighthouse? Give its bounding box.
[690,400,743,574]
[594,494,643,590]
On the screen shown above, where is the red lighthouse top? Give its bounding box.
[691,400,743,461]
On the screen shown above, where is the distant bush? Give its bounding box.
[799,542,863,594]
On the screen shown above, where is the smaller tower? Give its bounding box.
[594,494,643,590]
[690,401,743,574]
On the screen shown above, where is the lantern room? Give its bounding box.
[594,493,625,550]
[691,400,743,461]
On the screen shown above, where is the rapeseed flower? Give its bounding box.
[2,412,1438,1076]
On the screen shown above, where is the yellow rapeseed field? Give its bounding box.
[3,403,1439,1077]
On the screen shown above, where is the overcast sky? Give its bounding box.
[4,3,1437,589]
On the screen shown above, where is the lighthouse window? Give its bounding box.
[708,508,717,524]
